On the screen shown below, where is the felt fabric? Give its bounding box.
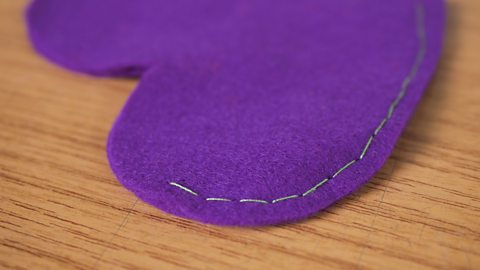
[27,0,445,226]
[27,0,243,76]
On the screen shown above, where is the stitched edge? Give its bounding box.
[169,3,427,204]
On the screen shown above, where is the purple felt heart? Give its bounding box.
[27,0,445,226]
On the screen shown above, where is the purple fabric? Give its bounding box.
[27,0,445,226]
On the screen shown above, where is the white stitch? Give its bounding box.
[302,178,330,197]
[272,195,299,203]
[239,199,269,204]
[360,136,374,160]
[332,159,357,178]
[402,76,412,89]
[374,118,387,136]
[387,103,396,119]
[168,4,426,204]
[391,94,402,109]
[206,197,232,202]
[169,182,198,196]
[397,88,407,100]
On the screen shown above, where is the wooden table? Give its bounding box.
[1,1,478,269]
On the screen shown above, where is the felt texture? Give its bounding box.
[27,0,242,76]
[27,0,445,226]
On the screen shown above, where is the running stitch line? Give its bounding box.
[169,3,427,204]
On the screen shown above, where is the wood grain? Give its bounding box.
[0,1,479,269]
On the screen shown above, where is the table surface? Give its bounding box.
[1,1,479,269]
